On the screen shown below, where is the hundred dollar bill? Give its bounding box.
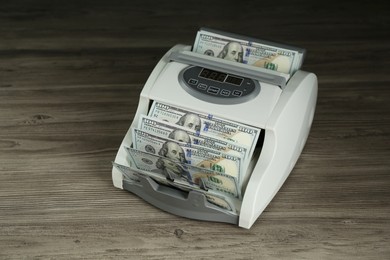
[132,128,242,181]
[138,115,248,160]
[166,176,238,212]
[112,161,142,184]
[203,192,236,213]
[193,28,305,75]
[113,162,237,212]
[125,146,240,199]
[148,101,260,161]
[112,161,171,187]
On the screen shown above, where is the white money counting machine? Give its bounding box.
[112,43,317,229]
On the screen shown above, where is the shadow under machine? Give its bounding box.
[112,29,317,229]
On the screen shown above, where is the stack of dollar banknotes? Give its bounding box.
[193,28,305,75]
[113,28,305,213]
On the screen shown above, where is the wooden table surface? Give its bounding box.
[1,1,389,259]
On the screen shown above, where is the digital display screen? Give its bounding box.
[199,68,243,86]
[225,75,243,86]
[199,68,227,82]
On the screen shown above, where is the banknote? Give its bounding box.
[138,115,248,160]
[112,161,142,184]
[171,182,237,212]
[148,101,260,160]
[113,162,237,212]
[132,128,242,181]
[125,146,240,199]
[203,192,236,213]
[112,161,174,187]
[193,28,304,75]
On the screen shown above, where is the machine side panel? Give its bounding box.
[239,71,318,228]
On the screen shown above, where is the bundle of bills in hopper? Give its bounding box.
[192,28,305,75]
[112,162,236,212]
[137,115,248,163]
[125,146,240,199]
[115,100,261,213]
[132,128,243,181]
[146,101,260,185]
[148,101,259,160]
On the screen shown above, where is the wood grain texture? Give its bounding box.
[1,0,389,259]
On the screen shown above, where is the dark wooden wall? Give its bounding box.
[1,0,389,259]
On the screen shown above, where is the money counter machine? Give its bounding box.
[112,29,318,229]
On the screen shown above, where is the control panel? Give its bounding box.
[179,66,260,104]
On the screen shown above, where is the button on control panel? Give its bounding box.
[232,90,243,97]
[188,78,198,85]
[207,86,220,95]
[220,89,231,96]
[197,83,207,90]
[180,66,260,104]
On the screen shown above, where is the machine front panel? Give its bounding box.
[148,62,282,128]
